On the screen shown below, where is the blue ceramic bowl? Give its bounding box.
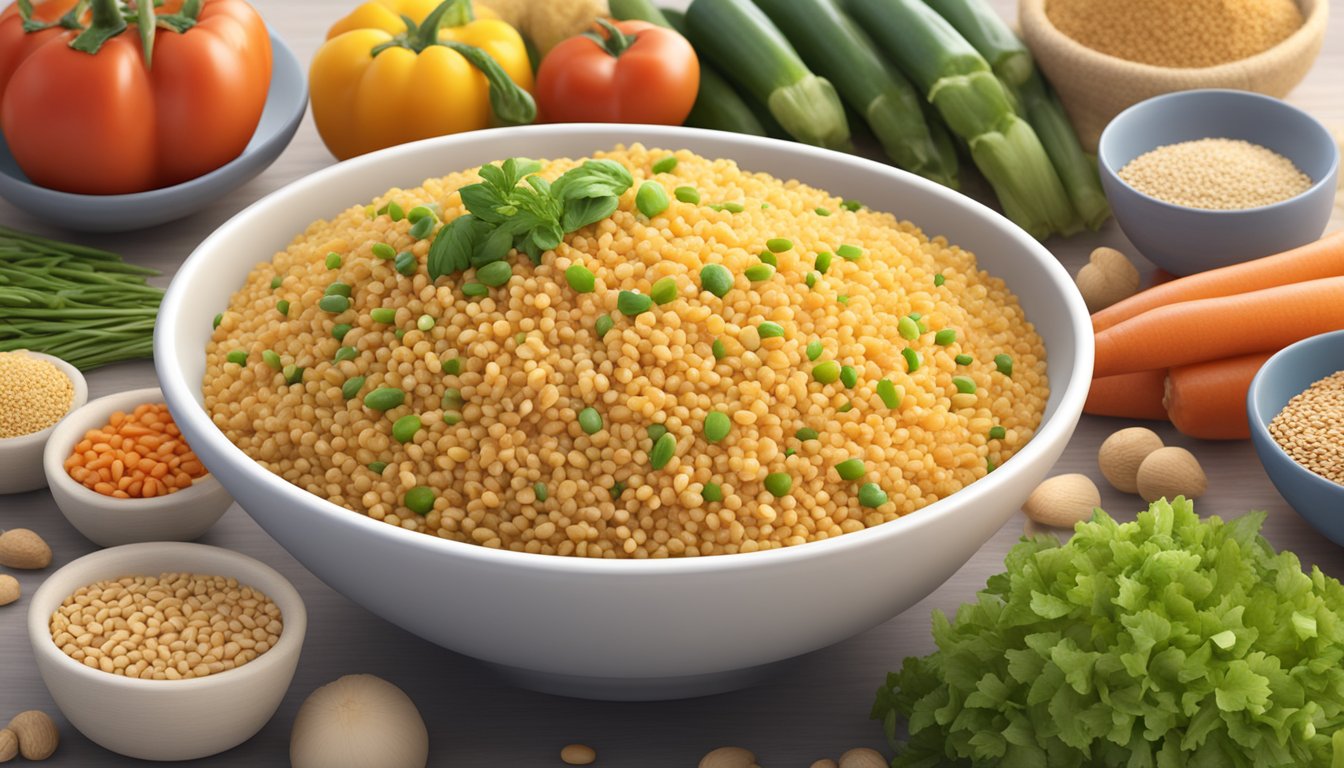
[0,33,306,232]
[1098,89,1338,276]
[1248,330,1344,546]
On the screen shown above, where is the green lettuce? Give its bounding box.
[873,498,1344,768]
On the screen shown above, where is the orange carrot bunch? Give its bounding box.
[65,403,207,498]
[1085,231,1344,439]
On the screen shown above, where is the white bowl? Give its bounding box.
[42,387,233,547]
[27,542,306,761]
[155,125,1093,700]
[0,351,87,495]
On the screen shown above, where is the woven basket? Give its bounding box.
[1020,0,1328,152]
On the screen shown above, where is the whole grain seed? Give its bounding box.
[64,403,207,499]
[1118,138,1312,210]
[0,352,73,438]
[1268,370,1344,484]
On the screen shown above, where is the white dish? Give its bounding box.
[155,124,1093,700]
[28,542,306,761]
[42,387,233,547]
[0,351,87,495]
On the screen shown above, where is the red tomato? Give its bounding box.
[535,19,698,126]
[0,0,271,195]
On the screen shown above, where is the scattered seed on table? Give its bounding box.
[814,251,832,274]
[674,185,700,204]
[650,432,676,469]
[617,290,652,316]
[839,365,858,388]
[652,155,678,174]
[858,482,888,507]
[636,181,669,217]
[813,361,840,383]
[392,414,421,443]
[995,354,1014,376]
[876,379,902,409]
[766,237,792,253]
[651,276,678,305]
[341,376,365,400]
[370,307,396,324]
[836,458,865,481]
[806,340,823,360]
[745,264,774,282]
[765,472,792,497]
[935,328,957,346]
[477,261,512,287]
[579,407,603,435]
[700,263,733,298]
[404,486,434,514]
[371,242,395,260]
[363,387,404,411]
[704,411,731,442]
[565,263,596,293]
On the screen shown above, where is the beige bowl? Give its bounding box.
[1020,0,1328,152]
[0,352,87,495]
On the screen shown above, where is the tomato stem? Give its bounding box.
[135,0,155,67]
[68,0,127,55]
[583,18,637,58]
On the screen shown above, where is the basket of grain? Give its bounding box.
[1020,0,1328,152]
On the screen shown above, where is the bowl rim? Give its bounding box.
[27,541,307,690]
[1020,0,1328,78]
[156,122,1095,575]
[42,386,225,512]
[1097,88,1341,217]
[1246,328,1344,496]
[0,350,88,451]
[0,31,305,205]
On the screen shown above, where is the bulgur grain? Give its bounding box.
[1118,138,1312,210]
[1268,370,1344,484]
[0,351,73,438]
[63,403,208,499]
[203,147,1047,558]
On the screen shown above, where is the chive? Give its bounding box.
[565,263,596,293]
[995,354,1014,376]
[282,364,304,385]
[805,272,817,288]
[417,314,434,332]
[476,260,512,287]
[647,423,668,443]
[596,314,614,338]
[395,251,417,276]
[701,483,723,503]
[270,275,283,290]
[462,282,489,297]
[404,486,434,515]
[952,376,977,394]
[704,411,731,442]
[836,458,865,481]
[902,347,921,372]
[276,300,290,316]
[341,376,365,400]
[371,243,396,260]
[636,181,669,217]
[407,205,434,223]
[935,328,957,346]
[325,282,352,298]
[262,350,282,370]
[332,324,353,342]
[837,401,853,413]
[838,244,862,261]
[392,414,422,443]
[387,202,404,221]
[533,482,548,501]
[610,481,625,499]
[363,387,405,411]
[876,379,902,409]
[442,357,461,375]
[744,264,774,282]
[858,482,888,508]
[758,251,778,267]
[814,251,832,274]
[617,290,652,316]
[989,426,1006,440]
[766,238,793,253]
[650,276,678,305]
[371,308,396,324]
[319,295,350,313]
[722,202,744,213]
[839,365,858,388]
[367,461,387,473]
[699,263,733,298]
[674,186,700,204]
[955,354,973,366]
[815,207,831,216]
[764,472,792,497]
[934,273,945,286]
[326,252,342,269]
[758,322,784,339]
[650,432,676,470]
[813,361,840,383]
[652,156,678,174]
[806,340,823,360]
[408,215,435,240]
[712,338,726,360]
[333,346,358,363]
[898,316,920,341]
[841,199,862,211]
[578,407,602,435]
[795,427,819,441]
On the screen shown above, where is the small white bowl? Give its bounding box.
[42,387,233,547]
[0,351,87,495]
[28,542,307,761]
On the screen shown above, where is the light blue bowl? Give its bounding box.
[0,33,306,232]
[1248,330,1344,546]
[1098,89,1338,276]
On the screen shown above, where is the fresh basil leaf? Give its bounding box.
[501,157,540,188]
[553,159,634,202]
[562,195,619,233]
[477,162,508,193]
[472,223,515,267]
[428,214,481,280]
[459,183,510,223]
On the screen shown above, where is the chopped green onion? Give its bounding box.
[837,295,849,305]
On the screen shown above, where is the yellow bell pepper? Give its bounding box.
[311,0,535,160]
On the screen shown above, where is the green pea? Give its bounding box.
[387,202,405,222]
[722,202,744,213]
[371,242,396,260]
[935,328,957,346]
[837,400,854,413]
[744,264,774,282]
[987,457,997,473]
[989,426,1006,440]
[371,308,396,324]
[392,414,422,443]
[806,340,823,360]
[609,481,626,500]
[443,411,462,425]
[699,263,733,298]
[812,361,840,384]
[368,461,387,474]
[674,186,700,204]
[838,244,862,261]
[578,407,602,435]
[836,458,865,481]
[647,423,668,443]
[995,354,1013,376]
[650,276,678,305]
[795,427,819,441]
[441,357,461,375]
[784,447,796,457]
[408,215,435,240]
[332,323,353,341]
[758,251,777,267]
[876,379,901,409]
[514,332,527,346]
[712,338,726,360]
[766,238,792,253]
[652,155,678,174]
[282,364,304,385]
[533,482,548,501]
[395,251,417,276]
[617,290,652,316]
[596,314,614,338]
[404,486,434,515]
[839,365,858,388]
[952,376,976,394]
[636,181,669,218]
[934,273,945,287]
[325,282,352,298]
[650,432,676,470]
[270,275,283,290]
[333,346,358,364]
[955,354,973,366]
[319,295,350,313]
[701,483,723,503]
[565,263,596,293]
[841,199,862,212]
[477,260,512,287]
[815,207,831,216]
[758,322,784,339]
[221,349,245,367]
[407,205,435,223]
[858,482,888,508]
[364,387,405,411]
[325,252,342,269]
[276,300,290,316]
[837,295,849,305]
[764,472,792,497]
[262,350,282,370]
[341,376,366,400]
[704,411,731,442]
[814,251,832,274]
[902,347,921,372]
[898,316,920,340]
[462,282,489,297]
[441,388,462,409]
[395,329,406,341]
[805,272,817,288]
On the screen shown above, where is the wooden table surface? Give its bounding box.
[2,1,1342,765]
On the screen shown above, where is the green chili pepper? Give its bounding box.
[565,263,595,293]
[699,264,732,298]
[578,407,602,435]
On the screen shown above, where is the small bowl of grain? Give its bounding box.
[42,387,233,547]
[26,541,306,761]
[0,350,87,495]
[1248,329,1344,546]
[1097,89,1338,276]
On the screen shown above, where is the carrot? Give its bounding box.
[1092,276,1344,378]
[1092,230,1344,332]
[1084,369,1169,420]
[1163,352,1273,440]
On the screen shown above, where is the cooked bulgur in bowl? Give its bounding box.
[202,145,1047,559]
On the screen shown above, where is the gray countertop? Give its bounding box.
[2,0,1343,764]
